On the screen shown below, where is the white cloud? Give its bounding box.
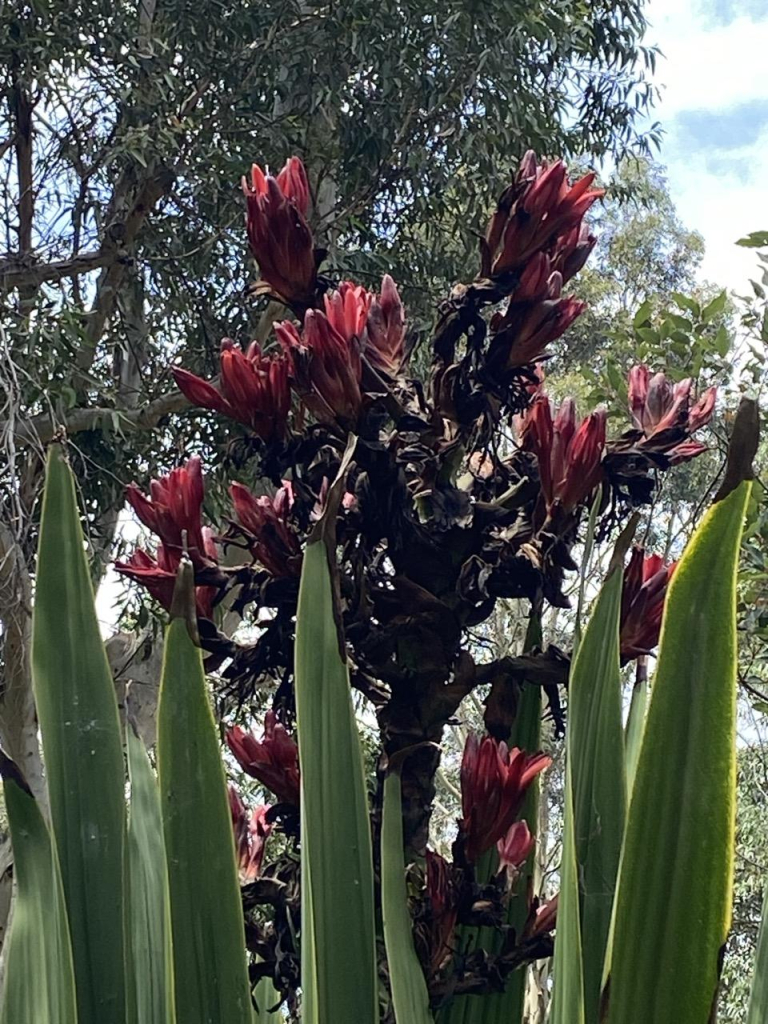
[663,124,768,291]
[644,0,768,291]
[648,3,768,116]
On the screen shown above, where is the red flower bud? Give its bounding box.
[556,408,606,512]
[277,310,363,426]
[114,533,218,620]
[114,548,177,613]
[274,156,310,216]
[243,157,316,304]
[527,893,559,937]
[553,222,597,283]
[521,394,605,514]
[460,733,550,863]
[172,340,291,442]
[514,253,552,303]
[619,547,677,661]
[125,456,209,566]
[688,386,717,432]
[365,274,407,375]
[226,711,301,806]
[496,820,535,879]
[228,786,273,883]
[229,481,301,578]
[323,281,372,342]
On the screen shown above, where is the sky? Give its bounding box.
[645,0,768,292]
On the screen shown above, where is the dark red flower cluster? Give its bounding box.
[173,270,407,438]
[230,481,302,578]
[628,365,716,463]
[173,339,291,443]
[228,785,273,883]
[619,547,677,661]
[276,311,363,428]
[115,456,219,619]
[484,152,604,367]
[227,711,301,806]
[459,733,550,863]
[520,393,606,516]
[243,157,316,305]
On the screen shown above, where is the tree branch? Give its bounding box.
[7,389,190,446]
[0,248,118,295]
[11,80,33,257]
[77,164,176,370]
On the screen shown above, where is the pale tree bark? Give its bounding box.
[0,524,44,802]
[0,0,190,968]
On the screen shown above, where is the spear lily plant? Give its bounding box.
[4,148,762,1024]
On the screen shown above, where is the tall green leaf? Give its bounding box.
[624,662,648,794]
[382,770,434,1024]
[549,778,585,1024]
[552,563,626,1023]
[0,762,77,1024]
[747,886,768,1023]
[605,480,751,1023]
[32,443,126,1024]
[157,570,253,1024]
[125,725,176,1024]
[572,567,626,1020]
[295,535,379,1024]
[253,976,282,1024]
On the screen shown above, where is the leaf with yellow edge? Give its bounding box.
[605,480,751,1023]
[157,564,253,1024]
[382,770,434,1024]
[0,760,77,1024]
[32,443,126,1024]
[295,513,378,1024]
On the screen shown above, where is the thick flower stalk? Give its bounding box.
[243,157,316,306]
[229,481,301,577]
[111,148,714,1011]
[228,785,273,883]
[173,339,291,442]
[459,734,550,863]
[520,392,606,515]
[619,547,677,661]
[227,711,301,806]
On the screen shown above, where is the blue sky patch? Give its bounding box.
[673,99,768,152]
[700,0,768,27]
